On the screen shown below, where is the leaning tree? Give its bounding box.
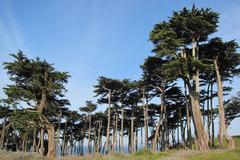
[3,51,70,158]
[200,37,240,149]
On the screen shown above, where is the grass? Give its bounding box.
[0,150,44,160]
[186,136,240,160]
[1,136,240,160]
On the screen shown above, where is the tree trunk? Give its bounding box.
[153,118,161,151]
[214,58,235,149]
[46,124,56,159]
[88,114,92,154]
[94,127,97,153]
[56,111,62,154]
[135,130,138,151]
[33,129,37,152]
[189,39,209,150]
[189,92,209,150]
[153,88,166,151]
[115,113,118,151]
[163,88,168,151]
[40,128,44,155]
[207,82,211,143]
[0,125,6,150]
[128,133,131,153]
[61,121,67,155]
[179,108,185,148]
[131,113,134,153]
[112,113,116,152]
[143,88,148,149]
[81,137,85,155]
[97,121,102,153]
[121,106,124,152]
[210,83,215,147]
[177,122,180,149]
[106,90,111,153]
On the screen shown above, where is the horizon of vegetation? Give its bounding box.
[0,4,240,160]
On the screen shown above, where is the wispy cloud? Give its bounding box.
[0,0,29,55]
[0,0,30,99]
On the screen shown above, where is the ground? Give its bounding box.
[0,136,239,160]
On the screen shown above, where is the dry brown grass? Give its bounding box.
[0,150,45,160]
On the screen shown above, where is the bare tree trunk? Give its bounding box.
[40,128,44,155]
[97,121,102,154]
[188,38,209,150]
[121,106,124,152]
[131,113,134,153]
[0,125,6,150]
[142,88,148,149]
[88,114,92,154]
[179,108,185,148]
[153,119,161,151]
[163,87,168,151]
[214,58,235,149]
[177,122,180,149]
[115,114,118,151]
[128,133,131,153]
[118,131,121,152]
[94,128,97,153]
[135,130,138,151]
[32,129,37,152]
[61,121,67,155]
[153,87,166,151]
[141,126,143,145]
[112,113,117,152]
[207,82,211,144]
[106,90,111,153]
[210,83,215,147]
[81,137,85,155]
[46,124,56,159]
[56,111,62,154]
[189,93,209,150]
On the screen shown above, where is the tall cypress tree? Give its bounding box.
[3,51,70,158]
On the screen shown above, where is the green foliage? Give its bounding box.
[3,51,70,119]
[169,5,219,43]
[80,101,97,114]
[200,37,240,80]
[149,22,184,57]
[224,92,240,125]
[3,51,70,107]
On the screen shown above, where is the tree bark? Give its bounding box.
[189,92,209,150]
[210,83,215,147]
[135,130,138,151]
[40,128,44,155]
[153,86,166,151]
[131,112,134,153]
[88,114,92,154]
[46,124,56,159]
[33,129,37,152]
[106,90,111,153]
[189,39,209,150]
[97,121,102,153]
[142,88,148,149]
[206,82,211,143]
[214,58,235,149]
[121,106,124,152]
[179,108,185,148]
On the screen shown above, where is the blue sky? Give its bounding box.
[0,0,240,134]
